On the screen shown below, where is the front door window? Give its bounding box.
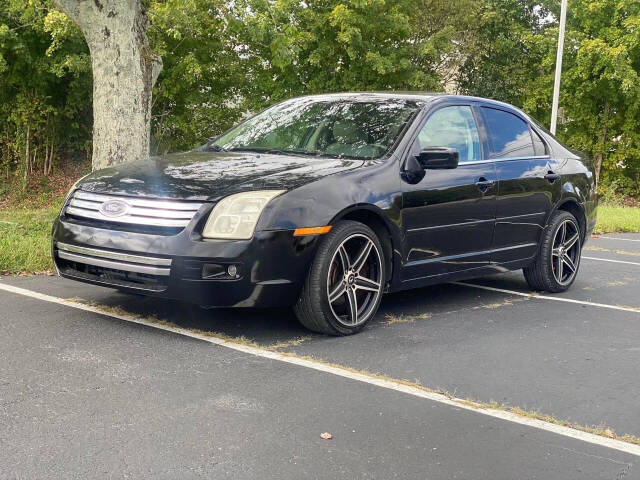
[414,106,482,163]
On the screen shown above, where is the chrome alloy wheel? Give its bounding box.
[326,233,383,327]
[551,218,581,286]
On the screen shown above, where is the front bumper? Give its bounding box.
[51,217,319,308]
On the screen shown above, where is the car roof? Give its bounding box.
[290,92,525,112]
[291,92,439,102]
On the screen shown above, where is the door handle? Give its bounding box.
[475,177,495,192]
[544,171,560,183]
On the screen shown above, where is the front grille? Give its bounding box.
[64,190,203,235]
[55,242,171,292]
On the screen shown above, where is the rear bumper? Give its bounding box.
[52,217,319,307]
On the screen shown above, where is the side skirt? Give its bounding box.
[389,256,536,293]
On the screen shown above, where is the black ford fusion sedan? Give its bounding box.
[52,93,597,335]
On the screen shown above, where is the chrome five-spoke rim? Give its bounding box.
[552,219,581,285]
[326,234,383,327]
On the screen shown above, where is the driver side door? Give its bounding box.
[401,104,497,282]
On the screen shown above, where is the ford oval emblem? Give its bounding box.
[99,199,129,217]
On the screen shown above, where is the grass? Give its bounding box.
[0,196,64,274]
[267,336,313,350]
[0,164,85,275]
[384,312,431,325]
[594,205,640,234]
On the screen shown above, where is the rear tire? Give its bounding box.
[293,220,385,335]
[523,211,582,293]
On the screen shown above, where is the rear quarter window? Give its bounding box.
[481,107,535,159]
[531,128,548,156]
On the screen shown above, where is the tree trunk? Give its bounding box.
[24,123,30,188]
[32,145,38,174]
[44,141,53,176]
[594,99,610,188]
[48,143,55,175]
[51,0,162,171]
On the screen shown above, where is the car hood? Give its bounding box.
[77,151,365,201]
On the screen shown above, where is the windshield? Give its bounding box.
[211,97,420,160]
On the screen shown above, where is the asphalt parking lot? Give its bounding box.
[2,233,640,479]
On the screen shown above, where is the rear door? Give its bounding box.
[401,103,497,281]
[479,105,563,263]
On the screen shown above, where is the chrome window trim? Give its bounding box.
[56,242,172,267]
[489,155,551,161]
[461,155,551,166]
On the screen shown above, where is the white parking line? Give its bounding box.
[583,256,640,267]
[1,280,639,457]
[598,236,640,243]
[453,282,640,314]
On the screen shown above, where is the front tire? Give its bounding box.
[523,211,582,293]
[294,220,385,335]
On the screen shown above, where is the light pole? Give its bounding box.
[550,0,568,135]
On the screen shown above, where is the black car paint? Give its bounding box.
[77,151,365,201]
[52,94,597,308]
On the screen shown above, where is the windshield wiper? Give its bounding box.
[225,148,294,155]
[204,143,227,152]
[227,148,322,157]
[224,147,362,159]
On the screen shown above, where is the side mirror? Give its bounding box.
[416,147,459,169]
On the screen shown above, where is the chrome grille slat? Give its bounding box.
[65,191,203,229]
[57,242,172,266]
[126,207,194,220]
[69,198,100,211]
[56,243,171,276]
[65,207,192,227]
[74,191,202,211]
[68,201,195,220]
[57,251,171,276]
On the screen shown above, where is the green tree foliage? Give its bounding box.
[148,0,474,152]
[231,0,427,95]
[456,0,554,106]
[1,0,638,198]
[148,0,246,153]
[0,0,91,186]
[555,0,640,193]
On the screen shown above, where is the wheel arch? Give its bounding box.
[553,198,587,244]
[330,204,401,288]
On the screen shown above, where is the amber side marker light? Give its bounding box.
[293,226,333,236]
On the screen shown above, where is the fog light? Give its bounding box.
[202,263,225,279]
[227,265,238,277]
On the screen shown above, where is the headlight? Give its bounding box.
[202,190,285,240]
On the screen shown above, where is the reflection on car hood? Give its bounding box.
[78,151,365,201]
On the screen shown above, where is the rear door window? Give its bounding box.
[481,107,535,159]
